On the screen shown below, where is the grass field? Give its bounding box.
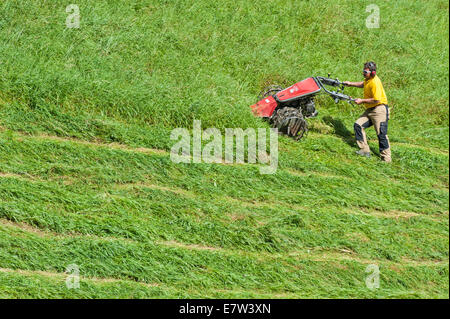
[0,0,448,298]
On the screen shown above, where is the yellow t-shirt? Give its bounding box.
[363,75,388,109]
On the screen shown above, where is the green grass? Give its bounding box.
[0,0,448,298]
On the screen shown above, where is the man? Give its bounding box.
[343,61,391,162]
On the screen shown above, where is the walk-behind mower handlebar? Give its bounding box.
[316,76,342,87]
[314,76,355,104]
[329,91,356,104]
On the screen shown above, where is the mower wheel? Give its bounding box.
[270,107,308,141]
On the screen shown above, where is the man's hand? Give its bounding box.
[354,98,363,105]
[343,81,351,87]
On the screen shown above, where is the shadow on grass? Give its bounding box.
[322,116,354,146]
[322,116,382,156]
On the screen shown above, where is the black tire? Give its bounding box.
[270,107,308,141]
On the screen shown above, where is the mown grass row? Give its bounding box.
[0,218,448,298]
[0,130,447,259]
[0,117,448,297]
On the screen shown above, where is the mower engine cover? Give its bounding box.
[275,77,321,103]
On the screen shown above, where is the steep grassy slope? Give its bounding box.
[0,0,448,298]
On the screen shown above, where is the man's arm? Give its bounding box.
[343,81,364,88]
[354,98,380,105]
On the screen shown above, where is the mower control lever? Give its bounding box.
[315,76,355,104]
[330,91,355,104]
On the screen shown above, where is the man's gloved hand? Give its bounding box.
[354,98,363,105]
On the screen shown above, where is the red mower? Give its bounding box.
[250,75,354,140]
